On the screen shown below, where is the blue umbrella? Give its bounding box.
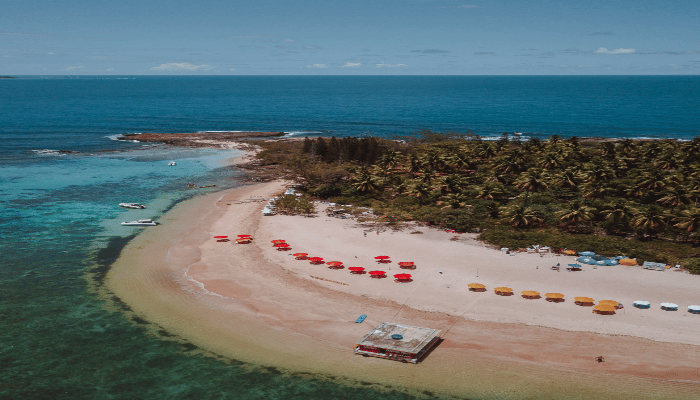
[578,251,596,256]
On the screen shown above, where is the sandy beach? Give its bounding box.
[106,159,700,398]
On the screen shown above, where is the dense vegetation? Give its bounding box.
[250,132,700,274]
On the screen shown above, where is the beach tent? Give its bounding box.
[660,302,678,311]
[369,270,386,278]
[521,290,541,299]
[593,304,616,315]
[688,305,700,314]
[349,267,366,274]
[494,287,513,296]
[468,283,486,292]
[619,258,637,266]
[633,300,651,309]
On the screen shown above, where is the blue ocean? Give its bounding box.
[1,76,698,400]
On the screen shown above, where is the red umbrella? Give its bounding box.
[398,262,415,269]
[393,273,412,281]
[374,256,391,263]
[308,257,324,264]
[327,261,343,266]
[369,270,386,278]
[237,235,252,237]
[349,267,366,274]
[277,246,291,251]
[293,252,308,257]
[327,261,344,269]
[216,239,230,242]
[214,236,228,239]
[273,243,289,247]
[271,239,286,244]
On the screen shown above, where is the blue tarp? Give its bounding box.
[577,256,618,265]
[642,261,667,270]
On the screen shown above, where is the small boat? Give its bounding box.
[121,219,158,226]
[355,314,367,323]
[119,202,146,209]
[167,161,177,166]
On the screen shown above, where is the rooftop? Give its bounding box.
[356,322,441,354]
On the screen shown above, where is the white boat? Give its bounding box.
[168,161,177,166]
[119,202,146,209]
[121,219,158,226]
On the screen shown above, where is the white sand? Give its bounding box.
[107,178,700,399]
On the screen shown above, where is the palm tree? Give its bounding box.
[618,139,636,153]
[552,168,580,189]
[580,183,613,199]
[631,205,669,237]
[408,182,433,205]
[515,169,549,205]
[657,187,696,210]
[556,201,595,230]
[352,168,380,193]
[437,193,468,209]
[476,143,497,160]
[599,142,616,157]
[473,182,505,201]
[501,204,542,229]
[436,174,464,194]
[674,206,700,234]
[601,200,635,233]
[537,152,563,170]
[579,164,615,184]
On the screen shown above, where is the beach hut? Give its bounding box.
[308,257,325,265]
[619,258,637,266]
[468,283,486,292]
[369,270,386,278]
[545,293,565,302]
[521,290,540,299]
[293,253,308,260]
[660,302,679,311]
[633,300,651,309]
[327,261,344,269]
[574,297,595,306]
[688,305,700,314]
[494,287,513,296]
[354,322,441,363]
[375,256,391,263]
[398,262,415,269]
[593,304,616,315]
[393,273,412,282]
[349,267,366,274]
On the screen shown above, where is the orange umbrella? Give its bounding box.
[575,297,595,306]
[545,293,565,299]
[494,287,513,296]
[619,258,637,266]
[564,249,577,255]
[468,283,486,289]
[521,290,540,298]
[593,304,616,314]
[599,300,620,308]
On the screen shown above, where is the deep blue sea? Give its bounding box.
[1,76,699,399]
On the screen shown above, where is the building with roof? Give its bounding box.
[354,322,441,363]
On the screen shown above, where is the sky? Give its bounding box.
[1,0,699,75]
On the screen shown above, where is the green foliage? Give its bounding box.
[680,258,700,275]
[272,195,315,215]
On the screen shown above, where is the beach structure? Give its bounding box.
[633,300,651,309]
[354,322,441,363]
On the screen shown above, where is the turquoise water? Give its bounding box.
[1,76,699,399]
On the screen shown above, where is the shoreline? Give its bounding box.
[105,172,700,399]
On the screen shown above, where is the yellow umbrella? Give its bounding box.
[545,293,565,299]
[521,290,540,298]
[593,304,616,313]
[574,296,595,303]
[619,258,637,266]
[494,286,513,292]
[468,283,486,289]
[564,249,577,255]
[599,300,620,308]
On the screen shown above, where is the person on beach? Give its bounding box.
[596,355,605,363]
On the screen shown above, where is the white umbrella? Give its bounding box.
[633,300,650,307]
[660,302,678,310]
[688,305,700,313]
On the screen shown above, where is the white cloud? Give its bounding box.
[341,62,361,68]
[307,64,328,68]
[376,62,407,68]
[63,65,84,71]
[150,62,214,71]
[595,47,636,55]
